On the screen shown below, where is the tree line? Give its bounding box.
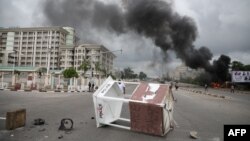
[120,67,147,80]
[62,61,148,81]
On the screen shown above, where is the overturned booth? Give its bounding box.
[93,77,175,136]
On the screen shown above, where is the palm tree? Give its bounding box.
[78,59,91,86]
[94,61,102,86]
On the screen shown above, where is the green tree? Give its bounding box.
[231,61,245,71]
[95,62,101,75]
[244,65,250,71]
[78,59,90,77]
[139,72,147,80]
[95,61,107,78]
[123,67,135,79]
[63,67,78,79]
[133,73,138,79]
[94,61,105,86]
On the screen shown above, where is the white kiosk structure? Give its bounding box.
[93,77,174,136]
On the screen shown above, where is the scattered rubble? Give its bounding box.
[58,118,73,131]
[38,128,46,132]
[33,118,45,125]
[65,131,72,134]
[190,131,198,139]
[58,135,63,139]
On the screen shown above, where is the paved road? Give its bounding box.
[172,88,250,140]
[0,84,249,141]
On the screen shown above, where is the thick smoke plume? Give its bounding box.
[43,0,231,82]
[125,0,214,70]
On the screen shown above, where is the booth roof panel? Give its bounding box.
[131,83,169,105]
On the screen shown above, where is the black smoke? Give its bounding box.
[125,0,214,70]
[43,0,126,42]
[42,0,231,82]
[211,55,231,82]
[196,55,231,84]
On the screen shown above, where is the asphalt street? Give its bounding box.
[0,84,249,141]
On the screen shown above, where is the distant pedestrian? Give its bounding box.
[204,84,208,92]
[175,82,179,90]
[169,83,177,102]
[169,82,173,90]
[90,78,95,92]
[230,85,235,93]
[118,79,125,94]
[88,82,91,92]
[92,83,95,92]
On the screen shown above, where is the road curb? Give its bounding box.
[180,88,227,99]
[0,89,91,93]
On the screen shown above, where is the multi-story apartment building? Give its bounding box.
[0,27,115,78]
[0,26,75,70]
[60,44,116,77]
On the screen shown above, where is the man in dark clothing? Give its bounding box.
[88,82,91,92]
[92,82,95,92]
[175,82,179,90]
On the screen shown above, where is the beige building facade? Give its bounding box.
[0,26,75,70]
[169,63,204,80]
[60,44,115,77]
[0,27,115,79]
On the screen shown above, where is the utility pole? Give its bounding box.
[44,34,52,87]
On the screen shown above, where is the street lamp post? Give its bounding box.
[12,51,16,85]
[44,34,52,87]
[12,50,24,86]
[44,48,51,87]
[1,72,4,89]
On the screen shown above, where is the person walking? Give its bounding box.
[91,81,95,92]
[118,79,125,94]
[88,81,91,92]
[204,84,208,92]
[175,82,179,90]
[230,84,235,93]
[169,82,173,90]
[90,78,95,92]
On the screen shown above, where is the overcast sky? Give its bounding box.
[0,0,249,77]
